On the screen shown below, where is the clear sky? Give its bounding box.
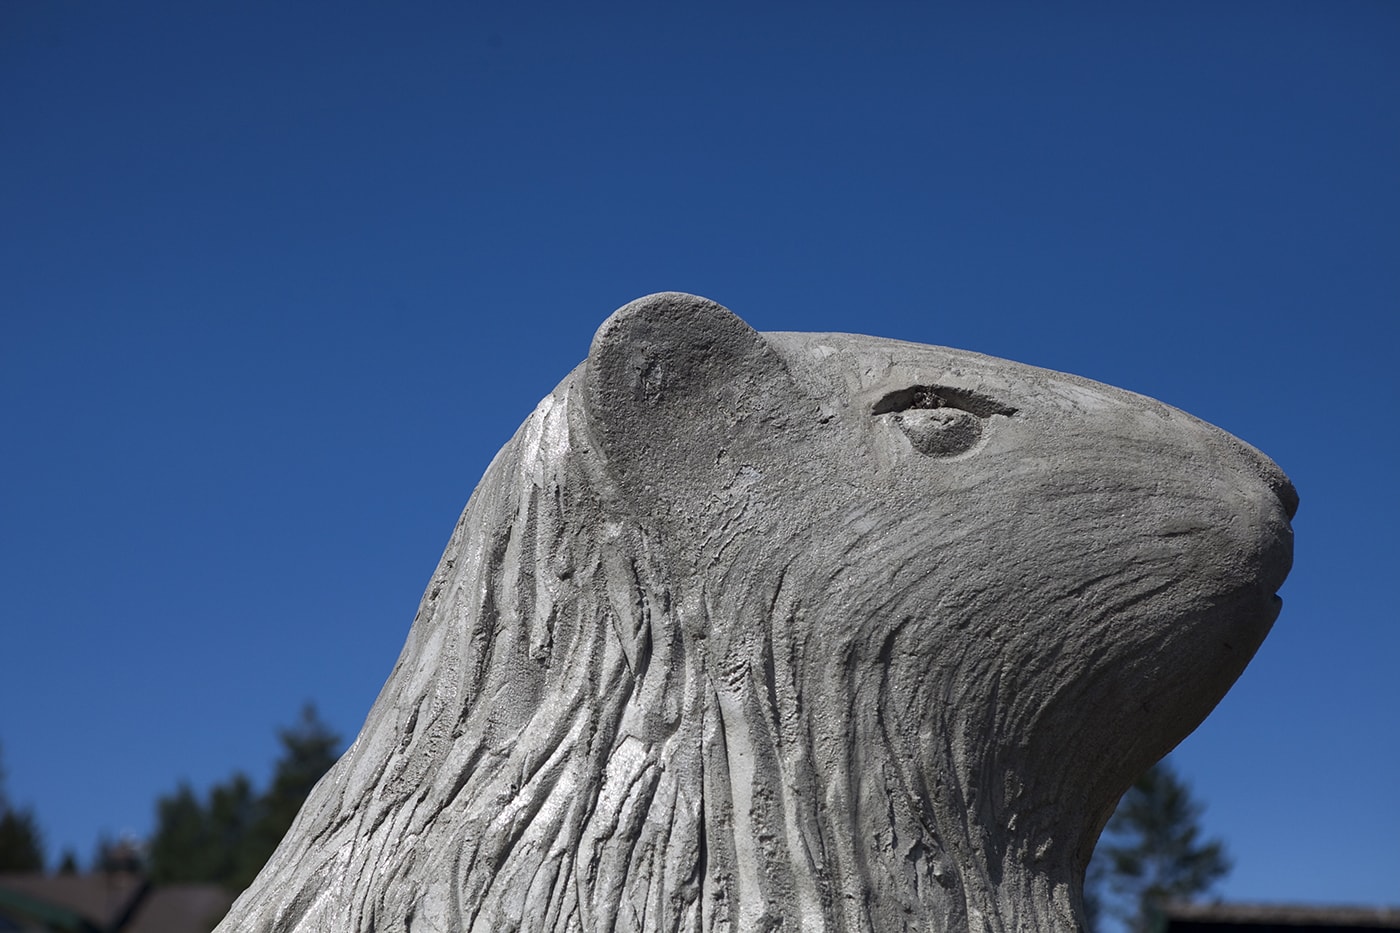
[2,0,1396,910]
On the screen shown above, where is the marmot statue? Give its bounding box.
[217,293,1295,933]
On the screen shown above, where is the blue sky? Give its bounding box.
[2,0,1396,910]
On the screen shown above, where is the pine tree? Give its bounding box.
[0,808,45,872]
[1087,758,1230,933]
[147,775,257,884]
[0,742,44,872]
[146,705,341,891]
[250,704,341,856]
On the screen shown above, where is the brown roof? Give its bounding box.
[0,873,234,933]
[1165,902,1400,930]
[121,884,234,933]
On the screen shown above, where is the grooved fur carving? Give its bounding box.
[217,293,1295,932]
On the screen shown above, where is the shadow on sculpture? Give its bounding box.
[216,293,1295,932]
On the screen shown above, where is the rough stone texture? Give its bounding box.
[215,293,1295,933]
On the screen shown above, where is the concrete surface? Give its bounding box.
[216,293,1295,932]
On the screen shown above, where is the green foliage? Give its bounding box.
[0,808,45,872]
[0,742,45,872]
[147,705,341,892]
[147,775,258,885]
[247,704,342,865]
[1087,759,1231,933]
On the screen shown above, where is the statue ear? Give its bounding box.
[584,292,803,509]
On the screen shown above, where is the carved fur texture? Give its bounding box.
[216,294,1295,933]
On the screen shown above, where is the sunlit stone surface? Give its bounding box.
[217,293,1294,933]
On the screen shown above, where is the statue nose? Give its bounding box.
[1247,445,1298,520]
[1270,470,1299,521]
[1217,430,1298,521]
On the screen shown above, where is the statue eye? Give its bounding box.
[872,385,1016,458]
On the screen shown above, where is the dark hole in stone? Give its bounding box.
[871,385,1017,419]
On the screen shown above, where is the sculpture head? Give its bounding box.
[219,293,1294,932]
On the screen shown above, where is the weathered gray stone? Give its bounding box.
[216,293,1295,932]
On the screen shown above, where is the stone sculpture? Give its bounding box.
[216,293,1295,932]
